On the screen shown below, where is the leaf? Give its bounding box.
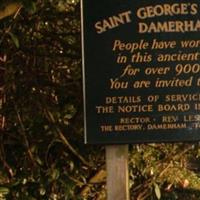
[0,187,10,195]
[0,2,22,20]
[8,32,19,48]
[39,187,46,196]
[154,183,161,200]
[36,156,43,166]
[51,169,60,180]
[22,1,36,14]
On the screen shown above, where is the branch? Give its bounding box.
[80,168,106,197]
[14,105,36,166]
[44,109,92,167]
[0,134,14,177]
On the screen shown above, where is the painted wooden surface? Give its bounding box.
[106,145,129,200]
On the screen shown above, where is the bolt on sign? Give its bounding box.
[81,0,200,144]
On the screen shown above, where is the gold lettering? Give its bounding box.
[137,3,198,19]
[147,123,186,130]
[139,20,200,34]
[94,11,132,34]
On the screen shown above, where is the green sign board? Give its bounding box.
[82,0,200,144]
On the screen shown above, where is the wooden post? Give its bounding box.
[106,145,129,200]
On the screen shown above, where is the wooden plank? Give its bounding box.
[106,145,129,200]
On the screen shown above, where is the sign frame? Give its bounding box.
[81,0,200,144]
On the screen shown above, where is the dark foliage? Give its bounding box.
[0,1,200,200]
